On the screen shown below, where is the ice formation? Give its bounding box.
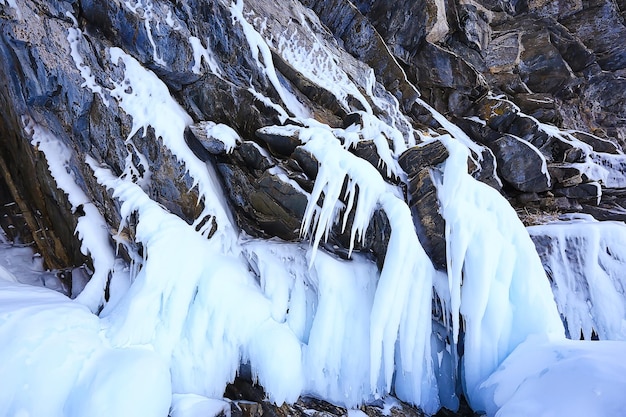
[24,117,119,312]
[528,217,626,341]
[432,137,565,411]
[0,280,171,417]
[3,2,626,416]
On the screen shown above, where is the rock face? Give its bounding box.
[2,0,626,270]
[399,140,449,270]
[2,0,626,414]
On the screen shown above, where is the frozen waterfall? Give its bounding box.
[1,1,626,416]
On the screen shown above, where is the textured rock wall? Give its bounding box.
[1,0,626,317]
[0,0,626,267]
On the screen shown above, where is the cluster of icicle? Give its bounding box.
[21,2,581,416]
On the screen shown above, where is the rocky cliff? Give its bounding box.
[1,0,626,415]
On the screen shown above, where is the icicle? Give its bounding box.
[433,136,564,410]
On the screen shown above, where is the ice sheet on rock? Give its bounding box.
[189,36,222,76]
[230,0,310,119]
[475,335,626,417]
[23,118,117,312]
[0,280,171,417]
[91,162,303,404]
[272,13,372,114]
[108,47,237,248]
[242,238,443,410]
[433,137,564,411]
[123,0,166,66]
[67,25,110,106]
[528,218,626,340]
[289,125,441,412]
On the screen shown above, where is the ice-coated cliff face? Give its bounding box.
[1,0,626,416]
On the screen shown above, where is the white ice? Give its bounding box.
[0,280,171,417]
[189,36,222,76]
[528,217,626,340]
[23,117,118,312]
[433,136,564,411]
[475,335,626,417]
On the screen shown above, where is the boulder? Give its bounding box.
[398,140,449,176]
[490,134,552,192]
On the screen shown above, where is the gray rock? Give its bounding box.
[554,182,602,203]
[255,127,301,157]
[490,134,552,192]
[548,165,584,187]
[406,168,448,271]
[398,140,449,176]
[216,143,307,241]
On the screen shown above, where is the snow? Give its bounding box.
[475,335,626,417]
[201,121,242,153]
[0,280,171,417]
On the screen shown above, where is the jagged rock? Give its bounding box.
[474,97,519,133]
[571,131,620,154]
[484,31,522,74]
[468,147,503,191]
[554,182,601,203]
[490,134,552,192]
[548,165,583,187]
[406,168,447,270]
[216,142,308,241]
[561,1,626,71]
[399,142,449,270]
[292,146,320,180]
[398,140,449,176]
[255,127,301,157]
[224,377,471,417]
[514,93,559,123]
[217,162,307,241]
